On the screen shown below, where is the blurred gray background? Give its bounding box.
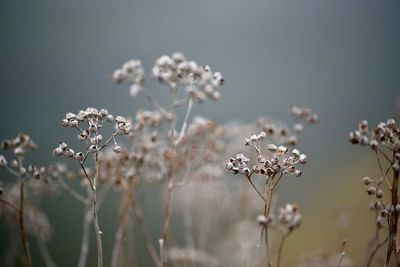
[0,0,399,266]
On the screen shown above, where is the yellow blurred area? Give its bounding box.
[281,158,383,267]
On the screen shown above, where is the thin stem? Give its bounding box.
[19,180,33,267]
[78,206,91,267]
[264,226,272,267]
[131,189,161,267]
[246,174,266,201]
[377,147,393,164]
[36,237,56,267]
[92,153,103,267]
[0,198,20,213]
[174,97,193,145]
[57,179,88,205]
[161,168,174,267]
[276,233,289,267]
[111,194,130,267]
[5,166,19,178]
[169,87,178,140]
[98,131,119,151]
[79,163,95,191]
[337,239,347,267]
[143,90,172,120]
[367,237,388,267]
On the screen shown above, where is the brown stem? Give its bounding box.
[0,198,20,213]
[78,206,91,267]
[263,178,273,267]
[394,163,400,264]
[19,180,33,267]
[111,194,130,267]
[161,168,174,267]
[132,189,161,267]
[246,174,266,201]
[264,226,272,267]
[386,153,400,266]
[92,153,103,267]
[367,237,388,267]
[276,233,289,267]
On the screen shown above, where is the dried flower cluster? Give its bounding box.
[225,107,317,267]
[278,203,302,233]
[255,106,318,147]
[0,134,60,267]
[349,118,400,266]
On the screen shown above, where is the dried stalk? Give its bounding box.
[78,206,91,267]
[36,237,56,267]
[276,233,289,267]
[92,153,103,267]
[19,180,33,267]
[161,168,174,267]
[131,189,161,267]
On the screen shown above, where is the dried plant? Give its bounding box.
[0,52,348,267]
[0,133,59,267]
[225,106,317,267]
[349,118,400,266]
[53,107,131,267]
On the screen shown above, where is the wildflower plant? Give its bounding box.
[349,118,400,266]
[110,52,225,267]
[53,107,131,267]
[225,107,317,267]
[0,133,58,267]
[0,52,333,267]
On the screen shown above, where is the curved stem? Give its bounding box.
[132,192,161,267]
[36,237,56,267]
[276,233,289,267]
[246,174,266,201]
[367,237,388,267]
[0,198,20,213]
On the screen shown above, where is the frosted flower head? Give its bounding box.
[113,59,144,97]
[150,52,224,102]
[226,153,251,175]
[278,203,302,232]
[55,107,131,163]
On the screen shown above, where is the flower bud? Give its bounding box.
[113,145,121,154]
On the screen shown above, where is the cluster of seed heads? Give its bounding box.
[151,52,224,102]
[278,203,302,233]
[135,110,165,129]
[0,133,47,180]
[362,174,397,227]
[349,118,399,152]
[113,52,224,102]
[350,119,400,228]
[256,106,318,147]
[53,107,131,162]
[226,131,307,178]
[112,59,145,97]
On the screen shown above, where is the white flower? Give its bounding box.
[113,145,121,154]
[89,145,99,153]
[115,116,126,123]
[299,154,307,164]
[129,84,143,97]
[267,144,277,152]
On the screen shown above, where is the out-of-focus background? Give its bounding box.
[0,0,399,266]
